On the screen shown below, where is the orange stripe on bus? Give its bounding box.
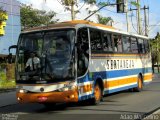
[104,77,137,88]
[80,84,93,93]
[17,89,78,103]
[143,74,152,81]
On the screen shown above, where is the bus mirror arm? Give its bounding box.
[8,45,17,54]
[8,45,17,64]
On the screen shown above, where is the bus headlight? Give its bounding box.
[58,82,77,92]
[19,89,28,93]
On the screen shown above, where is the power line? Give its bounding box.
[150,25,160,26]
[56,0,64,7]
[78,2,86,11]
[149,20,160,31]
[103,8,118,14]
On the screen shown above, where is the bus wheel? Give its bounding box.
[134,75,143,92]
[92,83,102,105]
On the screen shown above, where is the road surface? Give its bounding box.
[0,75,160,120]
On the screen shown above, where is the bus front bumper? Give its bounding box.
[16,90,79,103]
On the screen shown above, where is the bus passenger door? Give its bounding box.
[76,27,91,100]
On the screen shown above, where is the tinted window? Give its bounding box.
[113,35,122,52]
[144,39,150,53]
[122,36,131,53]
[131,37,138,53]
[77,28,89,77]
[102,32,113,52]
[138,39,145,53]
[90,29,103,51]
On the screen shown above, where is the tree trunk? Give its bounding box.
[71,2,75,20]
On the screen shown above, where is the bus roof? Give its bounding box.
[22,20,149,39]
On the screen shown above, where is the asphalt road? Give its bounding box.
[0,75,160,120]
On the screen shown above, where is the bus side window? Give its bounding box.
[113,35,122,52]
[77,28,89,77]
[138,39,145,53]
[90,29,103,51]
[131,37,138,53]
[122,36,131,53]
[102,32,113,52]
[144,39,149,53]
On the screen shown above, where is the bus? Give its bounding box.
[9,20,152,106]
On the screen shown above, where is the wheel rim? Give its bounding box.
[138,77,142,89]
[94,85,101,101]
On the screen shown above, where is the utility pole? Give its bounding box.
[144,5,149,36]
[136,0,141,35]
[125,0,130,32]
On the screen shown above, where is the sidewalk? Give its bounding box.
[153,73,160,79]
[143,109,160,120]
[0,91,17,107]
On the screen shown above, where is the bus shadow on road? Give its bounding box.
[37,90,133,113]
[0,89,151,114]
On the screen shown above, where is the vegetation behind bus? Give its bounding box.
[150,32,160,73]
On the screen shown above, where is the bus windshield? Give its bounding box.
[16,29,75,82]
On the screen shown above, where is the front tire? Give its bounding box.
[91,83,102,105]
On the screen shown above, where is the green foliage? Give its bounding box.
[61,0,76,6]
[0,7,7,22]
[0,80,16,89]
[150,32,160,64]
[0,66,15,89]
[97,14,113,25]
[98,2,108,6]
[20,4,58,30]
[130,1,140,7]
[0,63,7,70]
[0,71,6,81]
[84,0,96,5]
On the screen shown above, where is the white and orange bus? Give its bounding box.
[10,20,152,106]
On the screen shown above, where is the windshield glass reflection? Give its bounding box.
[16,29,75,82]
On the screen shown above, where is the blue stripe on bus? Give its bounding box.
[78,94,94,101]
[78,67,152,83]
[104,84,137,94]
[77,67,152,101]
[78,84,138,101]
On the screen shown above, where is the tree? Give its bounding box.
[45,0,96,20]
[0,7,8,22]
[150,32,160,64]
[20,4,58,30]
[97,14,113,26]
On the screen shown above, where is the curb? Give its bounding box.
[143,108,160,120]
[0,88,16,93]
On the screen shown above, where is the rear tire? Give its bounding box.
[134,75,143,92]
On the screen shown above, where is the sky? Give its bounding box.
[17,0,160,38]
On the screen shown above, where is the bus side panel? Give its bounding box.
[90,54,152,95]
[77,73,94,101]
[140,54,153,85]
